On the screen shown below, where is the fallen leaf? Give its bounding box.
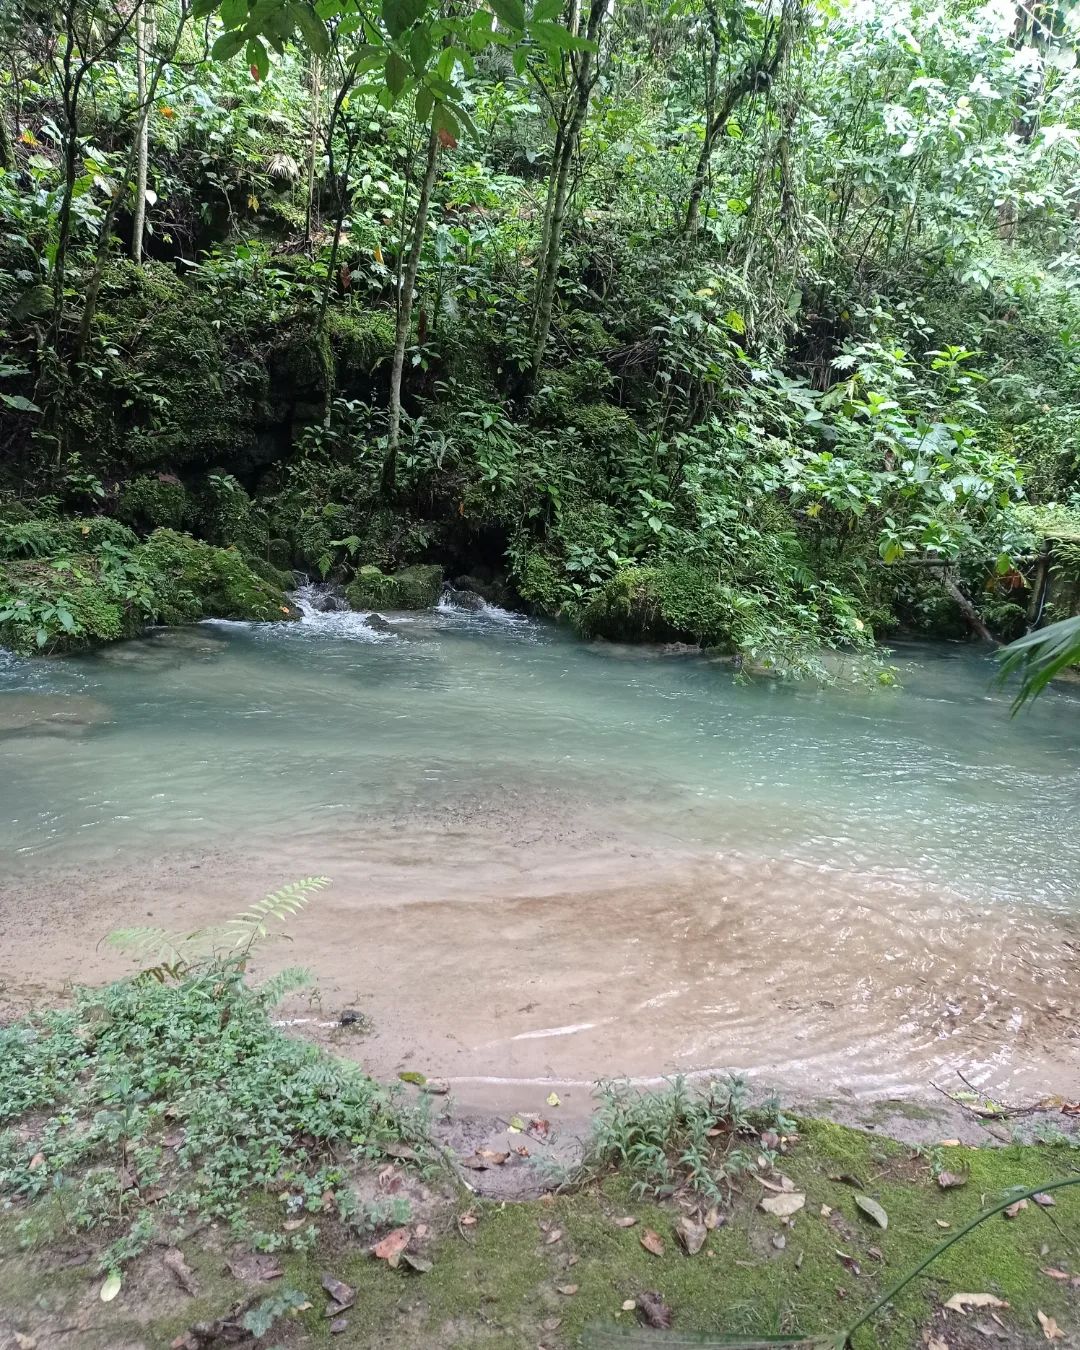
[614,1216,637,1228]
[637,1290,673,1328]
[225,1252,283,1282]
[29,1153,44,1170]
[530,1118,552,1139]
[420,1078,449,1095]
[163,1248,198,1296]
[545,1229,564,1245]
[944,1292,1009,1312]
[1041,1268,1070,1281]
[384,1142,420,1163]
[1062,1103,1080,1115]
[927,1338,949,1350]
[937,1171,968,1190]
[163,1130,185,1148]
[556,1283,579,1296]
[939,1138,962,1147]
[508,1116,525,1133]
[831,1172,865,1188]
[676,1216,707,1255]
[621,1299,636,1311]
[460,1211,478,1227]
[1037,1310,1064,1341]
[704,1206,724,1230]
[820,1204,833,1218]
[640,1229,665,1257]
[329,1319,348,1335]
[99,1272,121,1303]
[400,1252,432,1273]
[760,1130,780,1150]
[936,1220,952,1229]
[283,1218,306,1232]
[477,1149,510,1165]
[321,1272,355,1312]
[398,1071,427,1085]
[854,1194,889,1229]
[760,1192,806,1218]
[1004,1199,1029,1219]
[542,1317,562,1331]
[835,1249,862,1276]
[372,1227,411,1266]
[1034,1193,1056,1208]
[547,1091,561,1107]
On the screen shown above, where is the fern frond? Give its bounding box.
[224,877,330,948]
[256,966,314,1007]
[107,926,191,968]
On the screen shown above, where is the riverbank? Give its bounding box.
[2,964,1080,1350]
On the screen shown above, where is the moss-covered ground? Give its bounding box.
[3,1113,1080,1348]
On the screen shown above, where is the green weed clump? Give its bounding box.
[0,944,414,1275]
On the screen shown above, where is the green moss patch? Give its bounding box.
[346,563,444,610]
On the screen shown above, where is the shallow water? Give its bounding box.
[2,596,1079,1108]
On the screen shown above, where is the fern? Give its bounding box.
[108,878,331,980]
[256,965,314,1008]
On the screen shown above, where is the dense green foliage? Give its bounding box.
[2,0,1079,670]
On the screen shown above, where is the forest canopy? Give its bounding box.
[1,0,1079,675]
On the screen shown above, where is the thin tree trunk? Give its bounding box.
[0,97,14,171]
[130,1,150,262]
[382,123,440,497]
[304,52,321,245]
[526,0,606,385]
[75,2,183,365]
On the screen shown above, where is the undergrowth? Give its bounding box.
[0,882,424,1277]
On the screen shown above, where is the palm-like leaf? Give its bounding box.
[996,615,1080,710]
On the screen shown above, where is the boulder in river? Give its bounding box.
[346,564,444,611]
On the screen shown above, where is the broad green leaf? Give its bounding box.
[291,1,330,55]
[415,84,434,120]
[246,35,270,78]
[409,27,431,72]
[382,0,426,38]
[489,0,525,31]
[385,49,409,95]
[211,28,248,59]
[220,0,247,27]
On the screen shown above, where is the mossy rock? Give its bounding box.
[139,529,299,626]
[0,554,143,654]
[116,475,195,532]
[346,563,443,610]
[581,564,735,645]
[512,551,563,614]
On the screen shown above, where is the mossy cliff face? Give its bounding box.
[345,563,444,610]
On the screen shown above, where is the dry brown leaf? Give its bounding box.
[704,1206,723,1230]
[637,1291,674,1329]
[640,1229,665,1257]
[542,1318,562,1332]
[29,1152,44,1170]
[1033,1193,1056,1208]
[372,1227,411,1266]
[613,1216,638,1228]
[1037,1310,1064,1341]
[944,1292,1010,1313]
[927,1338,949,1350]
[820,1204,833,1218]
[936,1220,952,1229]
[556,1283,579,1296]
[1041,1268,1070,1281]
[1004,1199,1029,1219]
[939,1138,961,1146]
[283,1219,306,1232]
[162,1247,198,1296]
[936,1171,968,1190]
[477,1149,510,1165]
[621,1299,636,1311]
[760,1192,806,1218]
[460,1211,478,1227]
[226,1252,284,1283]
[676,1216,707,1256]
[321,1272,356,1312]
[545,1229,564,1245]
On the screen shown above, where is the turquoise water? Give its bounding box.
[1,600,1077,910]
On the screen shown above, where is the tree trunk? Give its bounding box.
[382,123,440,498]
[0,98,14,171]
[304,52,321,245]
[130,2,150,262]
[526,0,607,385]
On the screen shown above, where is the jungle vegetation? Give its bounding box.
[1,0,1080,678]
